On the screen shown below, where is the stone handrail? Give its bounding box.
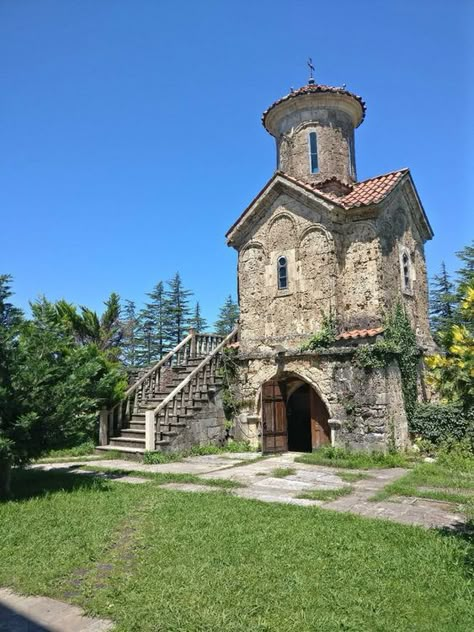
[145,327,238,450]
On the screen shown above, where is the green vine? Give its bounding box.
[217,347,241,422]
[300,312,337,351]
[354,303,419,422]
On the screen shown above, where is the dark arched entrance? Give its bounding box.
[261,376,331,454]
[287,383,312,452]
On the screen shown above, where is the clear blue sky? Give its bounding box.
[1,0,473,326]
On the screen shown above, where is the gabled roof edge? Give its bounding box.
[225,171,341,243]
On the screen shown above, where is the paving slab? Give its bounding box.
[29,454,469,530]
[159,483,223,494]
[0,588,113,632]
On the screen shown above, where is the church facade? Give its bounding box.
[226,78,434,453]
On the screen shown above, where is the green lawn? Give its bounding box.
[1,469,473,631]
[372,459,474,505]
[295,446,411,469]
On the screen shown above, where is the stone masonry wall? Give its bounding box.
[234,351,409,452]
[237,185,433,354]
[163,388,227,452]
[277,110,356,186]
[376,189,433,349]
[238,193,386,353]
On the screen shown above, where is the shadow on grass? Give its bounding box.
[436,520,474,579]
[0,601,52,631]
[4,467,111,503]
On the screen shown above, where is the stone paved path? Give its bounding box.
[0,588,113,632]
[32,452,467,530]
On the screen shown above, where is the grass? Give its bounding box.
[371,455,474,505]
[297,486,354,501]
[338,471,372,483]
[1,468,473,631]
[296,446,411,469]
[271,467,296,478]
[36,441,97,461]
[79,465,244,489]
[143,440,256,464]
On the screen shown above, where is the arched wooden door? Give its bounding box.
[262,378,330,454]
[261,379,288,453]
[310,388,331,449]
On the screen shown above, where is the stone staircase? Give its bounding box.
[96,329,237,458]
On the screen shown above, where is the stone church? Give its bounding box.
[227,77,434,453]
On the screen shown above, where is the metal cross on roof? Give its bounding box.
[307,57,315,84]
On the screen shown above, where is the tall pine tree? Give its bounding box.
[121,299,139,366]
[136,306,155,366]
[164,272,193,347]
[215,295,239,336]
[135,281,169,365]
[429,261,457,341]
[189,302,208,332]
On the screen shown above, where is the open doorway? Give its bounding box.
[261,375,331,454]
[287,383,312,452]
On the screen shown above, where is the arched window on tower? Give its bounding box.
[308,132,319,174]
[277,256,288,290]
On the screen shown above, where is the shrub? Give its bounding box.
[410,402,473,445]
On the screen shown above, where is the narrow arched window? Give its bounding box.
[308,132,319,174]
[402,252,411,291]
[277,256,288,290]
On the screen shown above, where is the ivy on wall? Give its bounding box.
[354,303,419,422]
[217,347,241,421]
[299,312,337,351]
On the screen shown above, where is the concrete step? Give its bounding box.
[109,436,145,449]
[120,429,145,439]
[95,445,145,456]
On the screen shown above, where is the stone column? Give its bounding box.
[99,410,109,446]
[145,410,156,452]
[328,419,342,447]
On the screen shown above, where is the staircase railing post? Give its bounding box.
[189,328,197,357]
[145,410,156,451]
[99,409,109,446]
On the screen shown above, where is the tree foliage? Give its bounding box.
[164,272,193,347]
[215,295,239,336]
[55,292,122,360]
[426,282,474,411]
[0,278,126,498]
[429,261,457,342]
[189,302,208,332]
[121,299,139,366]
[136,281,168,365]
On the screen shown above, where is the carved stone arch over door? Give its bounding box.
[298,225,337,332]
